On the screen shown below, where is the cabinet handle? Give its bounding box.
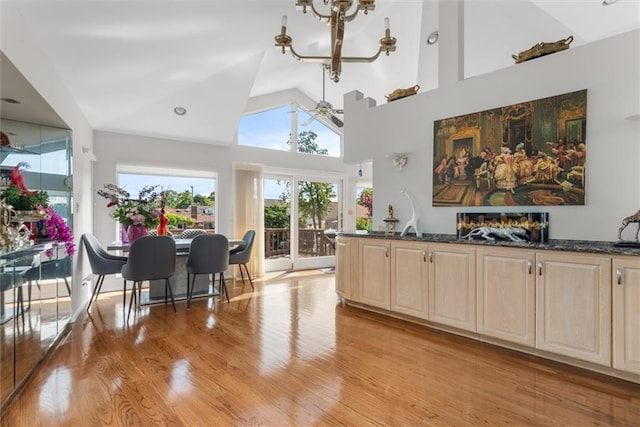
[617,268,623,285]
[527,261,532,275]
[422,250,427,262]
[537,262,543,276]
[385,247,389,258]
[429,252,433,263]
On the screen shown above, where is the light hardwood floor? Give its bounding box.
[2,270,639,426]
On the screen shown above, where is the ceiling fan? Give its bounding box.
[301,64,344,128]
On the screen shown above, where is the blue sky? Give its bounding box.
[237,104,341,157]
[118,174,215,198]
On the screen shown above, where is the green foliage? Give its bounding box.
[164,189,180,208]
[174,190,193,209]
[298,180,335,229]
[357,187,373,218]
[289,130,329,155]
[165,212,194,228]
[264,204,289,229]
[356,217,371,231]
[1,185,49,210]
[282,130,335,229]
[193,194,213,206]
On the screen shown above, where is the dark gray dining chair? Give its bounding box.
[185,234,229,307]
[81,233,128,311]
[121,235,177,319]
[229,230,255,291]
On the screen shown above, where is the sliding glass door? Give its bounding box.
[264,174,341,272]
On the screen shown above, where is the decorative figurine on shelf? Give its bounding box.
[400,188,422,237]
[615,208,640,247]
[461,226,527,242]
[10,162,39,196]
[383,204,399,236]
[0,198,14,251]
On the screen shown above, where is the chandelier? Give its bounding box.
[274,0,397,82]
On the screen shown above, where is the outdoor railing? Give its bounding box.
[264,228,335,258]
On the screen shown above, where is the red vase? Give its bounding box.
[127,224,149,243]
[156,212,168,236]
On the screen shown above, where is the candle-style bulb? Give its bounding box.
[384,17,390,30]
[282,15,288,27]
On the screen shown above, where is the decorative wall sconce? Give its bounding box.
[82,146,97,162]
[387,152,408,170]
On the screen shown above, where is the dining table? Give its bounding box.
[107,237,245,305]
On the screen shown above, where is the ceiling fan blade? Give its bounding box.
[330,114,344,128]
[302,113,319,127]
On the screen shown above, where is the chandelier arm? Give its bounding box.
[331,9,344,81]
[309,2,332,23]
[340,49,384,63]
[287,45,331,63]
[342,7,360,22]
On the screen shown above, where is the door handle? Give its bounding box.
[617,268,623,285]
[527,261,532,275]
[422,250,427,262]
[385,247,389,258]
[537,262,543,276]
[429,252,433,263]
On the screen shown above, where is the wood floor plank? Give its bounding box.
[2,271,639,426]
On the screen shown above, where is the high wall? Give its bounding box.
[344,27,640,241]
[92,130,361,248]
[1,2,94,319]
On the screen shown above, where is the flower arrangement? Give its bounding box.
[97,184,162,228]
[40,206,75,257]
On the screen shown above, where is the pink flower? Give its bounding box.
[40,206,75,257]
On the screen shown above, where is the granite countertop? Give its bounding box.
[337,231,640,256]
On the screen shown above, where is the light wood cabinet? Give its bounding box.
[335,236,357,300]
[535,252,611,366]
[477,247,536,347]
[390,241,429,319]
[612,257,640,375]
[428,244,476,332]
[336,235,639,381]
[358,239,391,310]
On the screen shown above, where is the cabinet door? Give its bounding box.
[359,239,390,310]
[335,237,356,299]
[612,257,640,374]
[428,244,476,332]
[391,241,428,319]
[477,247,535,347]
[536,252,611,366]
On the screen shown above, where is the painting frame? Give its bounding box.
[432,90,587,207]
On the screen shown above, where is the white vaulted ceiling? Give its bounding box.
[1,0,638,144]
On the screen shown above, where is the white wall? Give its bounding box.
[344,29,640,241]
[1,3,95,319]
[93,130,361,246]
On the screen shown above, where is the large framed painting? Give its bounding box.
[432,89,586,207]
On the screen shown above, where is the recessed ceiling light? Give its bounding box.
[173,106,187,116]
[1,97,21,104]
[602,0,618,5]
[427,31,439,45]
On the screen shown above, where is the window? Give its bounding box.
[238,103,341,157]
[117,171,216,231]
